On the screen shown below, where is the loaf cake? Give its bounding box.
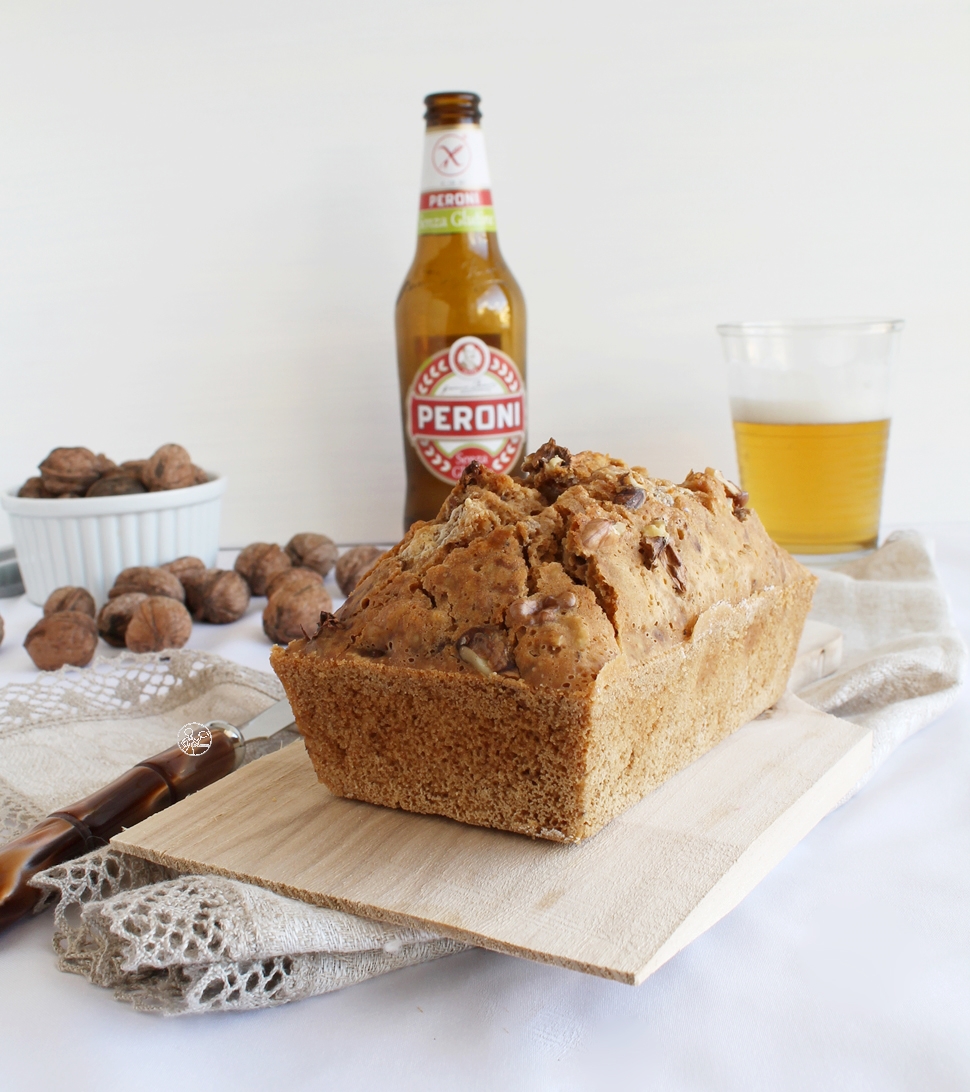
[271,441,816,842]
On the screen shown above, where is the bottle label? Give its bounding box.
[406,336,526,483]
[418,126,496,235]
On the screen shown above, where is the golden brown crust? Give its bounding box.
[272,577,814,841]
[271,442,817,840]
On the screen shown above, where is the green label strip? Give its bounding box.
[418,206,497,235]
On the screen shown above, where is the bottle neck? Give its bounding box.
[412,227,502,263]
[417,122,497,241]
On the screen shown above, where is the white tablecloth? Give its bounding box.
[1,532,968,1091]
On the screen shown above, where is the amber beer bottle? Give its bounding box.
[396,91,527,529]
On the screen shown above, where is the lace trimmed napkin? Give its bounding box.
[0,650,464,1014]
[3,531,965,1015]
[34,849,462,1014]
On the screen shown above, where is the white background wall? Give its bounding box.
[1,1,967,547]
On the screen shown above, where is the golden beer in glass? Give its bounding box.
[718,320,903,555]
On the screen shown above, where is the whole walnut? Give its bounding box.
[235,543,291,596]
[38,447,105,496]
[263,583,333,645]
[125,597,193,653]
[120,459,148,477]
[109,566,185,603]
[182,569,250,624]
[179,568,207,615]
[285,533,339,578]
[24,611,99,670]
[18,477,50,498]
[43,586,96,618]
[161,556,207,584]
[97,592,148,647]
[265,567,323,600]
[141,444,196,492]
[86,474,146,497]
[192,465,209,485]
[335,545,384,597]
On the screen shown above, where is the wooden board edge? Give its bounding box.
[107,834,640,983]
[112,725,873,987]
[111,702,872,987]
[789,620,843,692]
[630,726,873,985]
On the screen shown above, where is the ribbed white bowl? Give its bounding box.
[1,475,227,606]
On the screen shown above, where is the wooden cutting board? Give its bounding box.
[113,676,869,985]
[791,618,843,691]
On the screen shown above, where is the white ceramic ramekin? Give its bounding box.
[1,475,227,606]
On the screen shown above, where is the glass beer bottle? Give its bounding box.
[396,91,527,530]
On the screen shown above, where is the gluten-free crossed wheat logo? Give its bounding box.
[432,134,471,175]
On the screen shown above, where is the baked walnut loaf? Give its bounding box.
[271,441,817,842]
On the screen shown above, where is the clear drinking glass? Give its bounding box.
[717,318,903,554]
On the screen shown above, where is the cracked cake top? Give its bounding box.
[294,440,803,690]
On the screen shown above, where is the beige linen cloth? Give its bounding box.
[798,530,967,781]
[0,651,463,1014]
[1,530,964,1016]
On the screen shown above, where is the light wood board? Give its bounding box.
[113,690,870,985]
[791,619,843,692]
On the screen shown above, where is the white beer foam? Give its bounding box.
[731,396,890,425]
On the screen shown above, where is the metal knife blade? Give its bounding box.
[232,696,296,743]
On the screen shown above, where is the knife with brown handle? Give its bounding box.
[0,697,296,933]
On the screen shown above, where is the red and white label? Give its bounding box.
[406,337,526,484]
[419,125,496,235]
[419,189,493,209]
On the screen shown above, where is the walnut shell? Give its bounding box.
[285,533,338,578]
[265,567,324,599]
[43,586,96,618]
[125,597,193,653]
[183,569,250,624]
[335,545,383,597]
[38,447,104,496]
[161,556,207,584]
[97,592,149,647]
[109,566,185,602]
[263,583,333,645]
[85,474,147,497]
[234,543,291,596]
[24,611,98,670]
[141,444,196,492]
[18,477,50,498]
[179,568,207,616]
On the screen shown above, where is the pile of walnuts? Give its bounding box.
[235,534,381,645]
[22,558,241,670]
[18,443,208,498]
[20,534,385,671]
